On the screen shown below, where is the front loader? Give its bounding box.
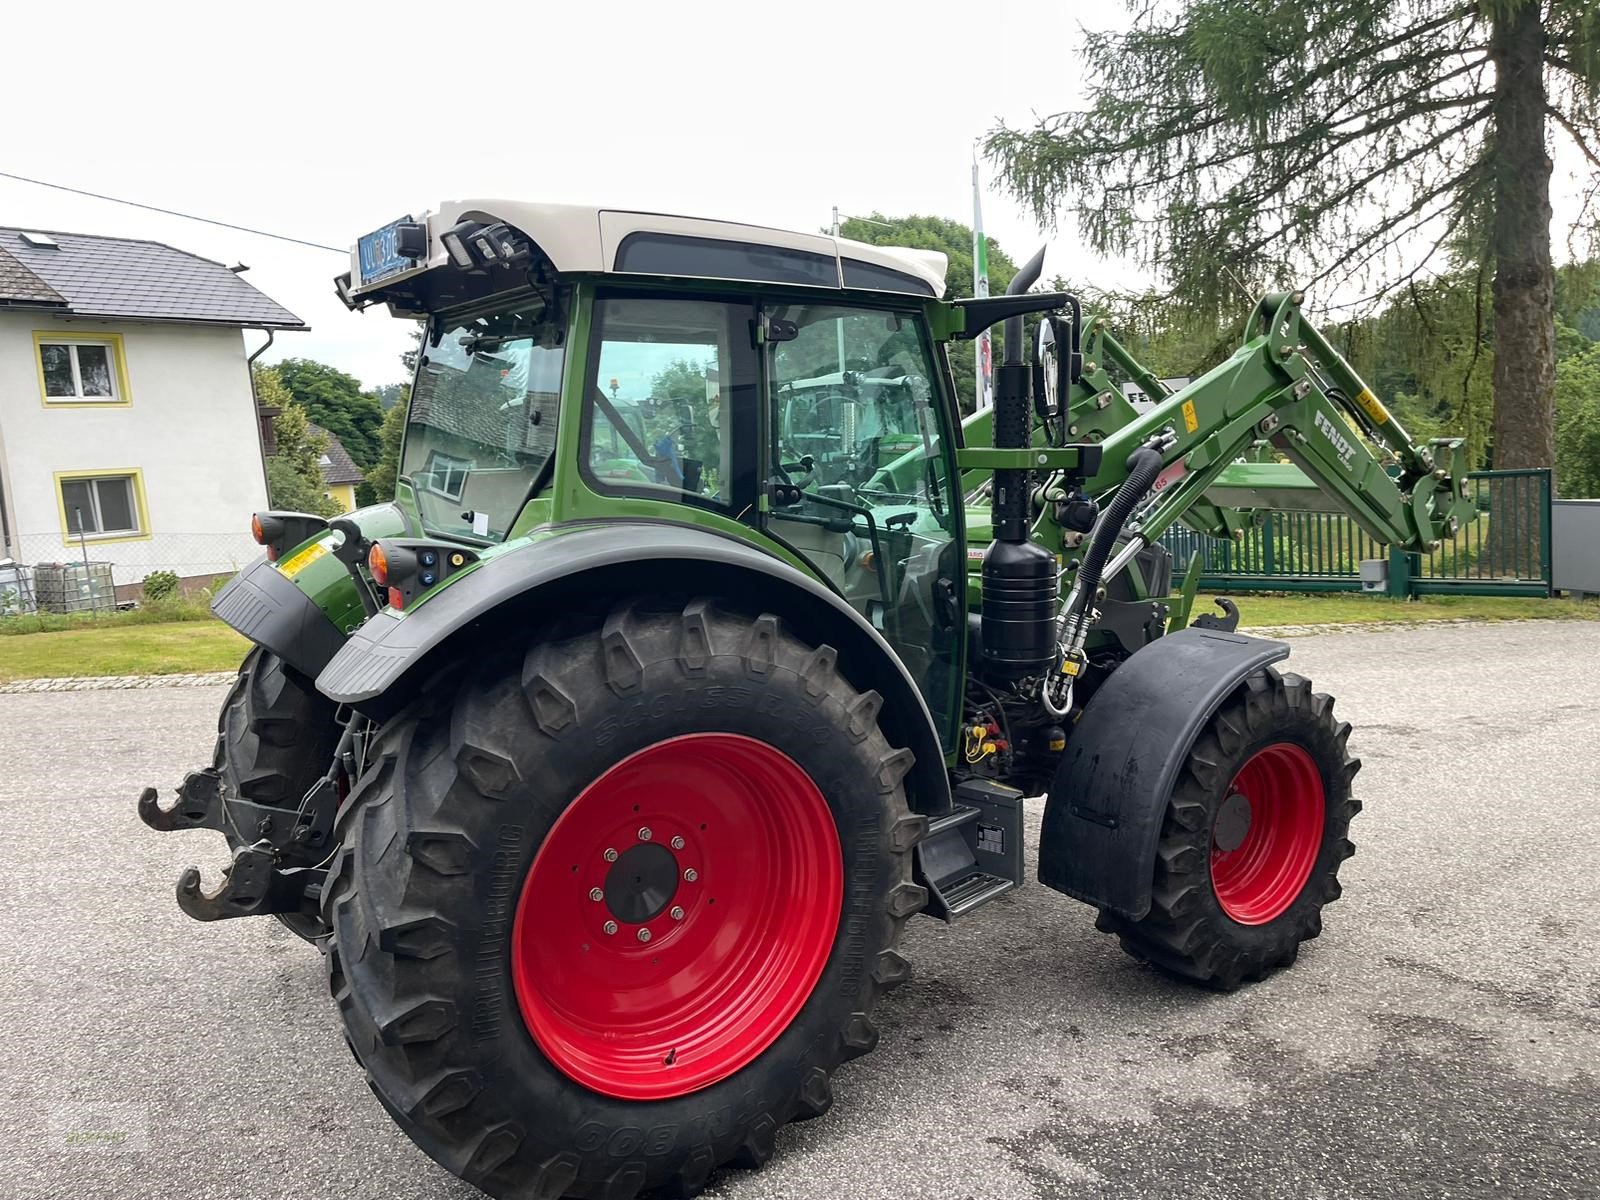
[139,200,1472,1199]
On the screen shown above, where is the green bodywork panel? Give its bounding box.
[267,502,411,633]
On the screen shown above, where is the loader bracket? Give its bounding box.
[1190,597,1240,633]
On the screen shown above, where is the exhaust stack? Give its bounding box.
[981,246,1060,679]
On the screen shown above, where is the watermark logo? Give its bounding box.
[47,1103,148,1154]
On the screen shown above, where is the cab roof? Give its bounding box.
[346,200,949,303]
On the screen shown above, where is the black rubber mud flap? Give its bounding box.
[211,556,347,681]
[1038,627,1290,920]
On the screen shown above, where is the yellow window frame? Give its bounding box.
[34,331,133,407]
[54,467,152,544]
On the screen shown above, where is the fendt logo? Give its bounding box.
[1314,410,1358,470]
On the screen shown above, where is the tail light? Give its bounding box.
[368,539,477,612]
[251,512,329,565]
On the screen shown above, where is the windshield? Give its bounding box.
[401,303,564,540]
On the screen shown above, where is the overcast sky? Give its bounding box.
[4,2,1592,392]
[2,2,1123,389]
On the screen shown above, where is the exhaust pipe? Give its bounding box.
[981,246,1059,679]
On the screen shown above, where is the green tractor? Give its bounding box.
[141,201,1472,1198]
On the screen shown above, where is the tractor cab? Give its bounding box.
[338,201,970,734]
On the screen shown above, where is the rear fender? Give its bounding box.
[316,522,952,816]
[210,503,410,680]
[1039,627,1290,919]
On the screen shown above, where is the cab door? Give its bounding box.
[755,300,965,744]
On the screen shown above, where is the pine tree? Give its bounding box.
[985,0,1600,476]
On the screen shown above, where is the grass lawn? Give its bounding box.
[0,591,1595,684]
[1203,591,1600,628]
[0,622,247,683]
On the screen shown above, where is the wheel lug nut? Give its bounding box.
[602,920,618,935]
[637,928,652,943]
[670,836,685,850]
[589,887,604,902]
[670,906,685,921]
[638,826,653,842]
[683,868,698,883]
[603,848,618,862]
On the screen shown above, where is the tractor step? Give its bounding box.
[916,779,1026,922]
[935,868,1015,917]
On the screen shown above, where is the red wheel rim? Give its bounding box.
[511,733,843,1100]
[1210,742,1325,925]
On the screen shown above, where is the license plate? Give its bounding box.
[357,216,416,285]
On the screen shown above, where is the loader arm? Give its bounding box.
[958,290,1471,556]
[1075,291,1470,552]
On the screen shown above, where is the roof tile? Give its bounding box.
[0,243,66,306]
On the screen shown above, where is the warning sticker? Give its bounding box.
[1181,399,1199,433]
[278,539,331,579]
[1354,387,1390,426]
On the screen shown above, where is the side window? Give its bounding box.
[583,296,754,508]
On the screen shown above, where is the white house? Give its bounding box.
[0,227,305,594]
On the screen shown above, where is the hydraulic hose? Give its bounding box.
[1058,445,1165,646]
[1042,443,1165,719]
[1077,447,1163,607]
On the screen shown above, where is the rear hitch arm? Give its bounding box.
[137,768,226,833]
[175,841,326,923]
[137,767,337,858]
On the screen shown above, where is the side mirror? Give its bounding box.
[1035,320,1060,420]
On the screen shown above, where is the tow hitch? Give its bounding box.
[138,766,335,924]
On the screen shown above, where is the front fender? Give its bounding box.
[1039,627,1290,920]
[315,521,953,816]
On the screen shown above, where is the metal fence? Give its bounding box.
[2,530,256,606]
[1159,469,1553,598]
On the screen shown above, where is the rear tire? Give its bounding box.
[214,646,342,942]
[322,598,926,1198]
[1095,666,1360,990]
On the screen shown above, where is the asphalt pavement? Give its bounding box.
[2,620,1596,1199]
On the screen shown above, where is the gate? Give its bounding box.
[1158,469,1552,598]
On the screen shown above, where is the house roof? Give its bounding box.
[308,423,365,485]
[0,243,66,307]
[0,226,307,329]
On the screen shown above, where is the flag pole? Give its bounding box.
[972,147,993,412]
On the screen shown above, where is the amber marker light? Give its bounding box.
[368,541,390,587]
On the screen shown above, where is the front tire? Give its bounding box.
[1096,666,1361,990]
[322,599,926,1198]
